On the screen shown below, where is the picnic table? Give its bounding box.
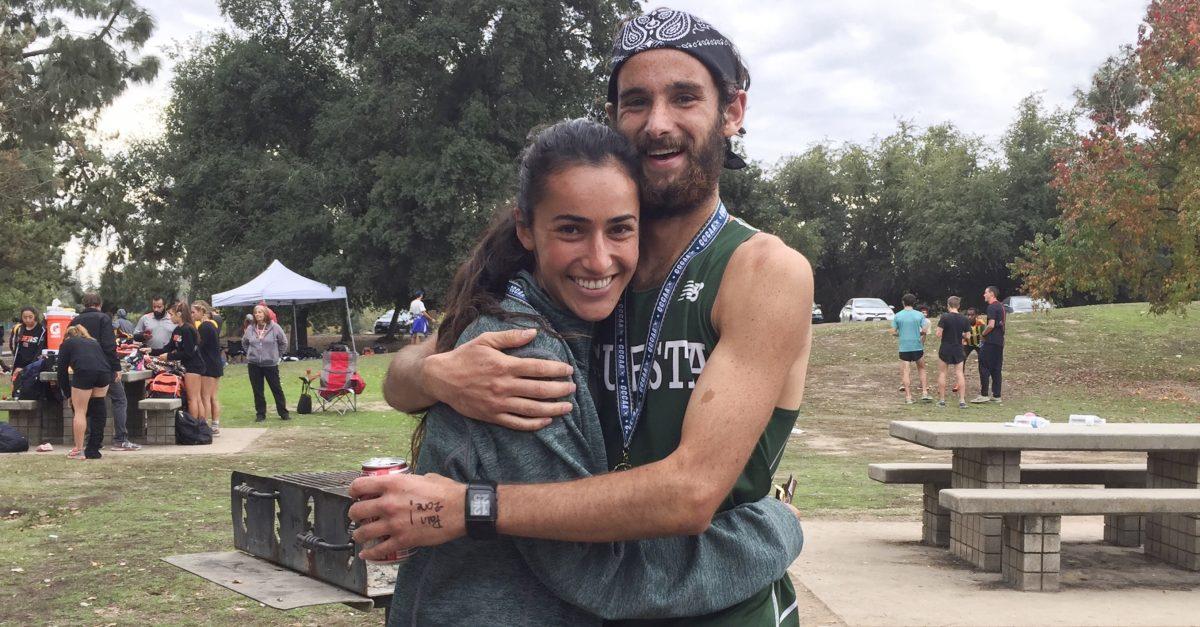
[37,369,154,444]
[889,420,1200,574]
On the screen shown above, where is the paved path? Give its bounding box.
[790,517,1200,626]
[18,427,267,456]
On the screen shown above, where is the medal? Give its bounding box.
[612,203,729,470]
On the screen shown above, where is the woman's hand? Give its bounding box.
[347,473,467,560]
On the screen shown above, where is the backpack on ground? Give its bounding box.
[0,422,30,453]
[147,371,183,398]
[174,410,213,445]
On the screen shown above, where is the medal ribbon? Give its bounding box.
[614,203,729,450]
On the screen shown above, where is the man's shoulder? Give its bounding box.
[723,233,812,293]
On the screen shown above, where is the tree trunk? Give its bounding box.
[297,307,310,349]
[340,305,352,342]
[383,302,402,341]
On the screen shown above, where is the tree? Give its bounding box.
[1015,0,1200,312]
[0,0,157,313]
[314,0,637,335]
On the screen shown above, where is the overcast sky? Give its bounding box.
[95,0,1150,166]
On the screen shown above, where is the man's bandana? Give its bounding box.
[608,8,749,169]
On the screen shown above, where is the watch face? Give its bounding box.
[470,492,491,517]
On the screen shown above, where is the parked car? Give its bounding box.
[374,309,413,334]
[839,298,895,323]
[1002,296,1054,314]
[812,303,824,324]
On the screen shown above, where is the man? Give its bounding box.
[407,290,431,345]
[112,309,135,338]
[133,297,174,350]
[352,8,812,625]
[971,286,1006,403]
[935,296,971,408]
[890,293,930,404]
[70,292,140,451]
[953,306,984,393]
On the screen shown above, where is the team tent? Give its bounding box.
[211,259,355,353]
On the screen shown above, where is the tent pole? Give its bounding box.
[344,299,357,353]
[292,304,298,353]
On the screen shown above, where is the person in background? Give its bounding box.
[955,307,985,394]
[936,296,971,408]
[145,302,205,421]
[133,297,175,350]
[971,286,1007,404]
[191,300,223,434]
[112,308,135,338]
[408,290,432,344]
[71,292,140,451]
[57,325,111,459]
[242,304,290,422]
[891,293,931,404]
[9,307,45,386]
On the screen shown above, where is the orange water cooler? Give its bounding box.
[44,311,75,352]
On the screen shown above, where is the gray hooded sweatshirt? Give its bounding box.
[389,271,803,626]
[241,321,288,366]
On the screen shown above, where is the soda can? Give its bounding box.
[359,457,413,563]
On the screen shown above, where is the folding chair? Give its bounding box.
[298,349,361,415]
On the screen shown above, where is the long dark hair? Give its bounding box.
[173,301,194,328]
[412,119,639,460]
[435,119,639,354]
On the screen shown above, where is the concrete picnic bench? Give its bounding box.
[0,399,42,442]
[868,462,1147,547]
[885,420,1200,590]
[30,369,156,444]
[940,488,1200,591]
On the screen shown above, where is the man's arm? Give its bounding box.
[356,235,813,545]
[982,319,996,337]
[382,328,576,428]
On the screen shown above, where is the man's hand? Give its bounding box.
[422,328,575,430]
[113,372,121,383]
[348,473,467,560]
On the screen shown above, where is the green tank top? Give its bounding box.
[594,213,800,627]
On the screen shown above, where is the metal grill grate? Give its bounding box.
[273,471,361,495]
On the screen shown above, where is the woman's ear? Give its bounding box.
[514,208,535,252]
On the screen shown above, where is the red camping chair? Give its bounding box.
[298,349,364,415]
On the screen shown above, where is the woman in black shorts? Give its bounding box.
[57,325,111,459]
[146,302,205,422]
[191,300,224,435]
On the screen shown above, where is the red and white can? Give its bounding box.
[360,457,413,564]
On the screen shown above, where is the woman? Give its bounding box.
[374,120,802,624]
[56,325,110,459]
[145,302,205,422]
[191,300,223,435]
[9,307,45,385]
[242,304,289,422]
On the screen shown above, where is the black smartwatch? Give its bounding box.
[465,480,498,540]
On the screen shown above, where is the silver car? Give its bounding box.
[1002,295,1054,314]
[374,309,413,334]
[839,298,895,322]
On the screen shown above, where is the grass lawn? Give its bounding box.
[1,302,1198,623]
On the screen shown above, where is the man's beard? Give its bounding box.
[153,310,166,319]
[636,117,726,221]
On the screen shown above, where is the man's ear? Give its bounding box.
[722,89,747,138]
[514,209,535,252]
[604,101,617,125]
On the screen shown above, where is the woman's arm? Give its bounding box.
[273,324,287,354]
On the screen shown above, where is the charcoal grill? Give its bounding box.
[230,470,396,600]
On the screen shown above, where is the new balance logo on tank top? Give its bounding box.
[594,212,800,627]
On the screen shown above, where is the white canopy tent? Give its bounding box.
[211,259,355,353]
